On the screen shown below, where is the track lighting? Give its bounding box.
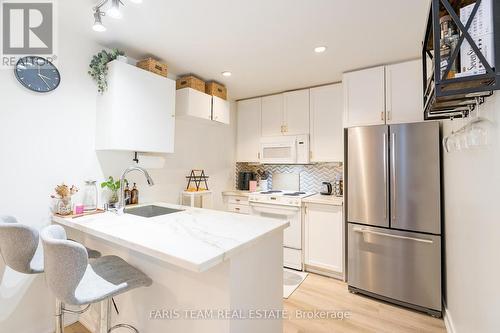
[92,0,141,32]
[107,0,122,19]
[92,10,106,32]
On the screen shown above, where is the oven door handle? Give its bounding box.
[249,203,300,214]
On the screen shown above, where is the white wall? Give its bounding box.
[442,94,500,333]
[0,6,235,333]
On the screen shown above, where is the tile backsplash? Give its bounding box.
[235,162,343,193]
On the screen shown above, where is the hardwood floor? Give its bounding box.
[283,273,446,333]
[68,273,446,333]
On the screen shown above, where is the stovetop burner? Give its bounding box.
[284,192,306,196]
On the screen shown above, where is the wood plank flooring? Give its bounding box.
[67,273,446,333]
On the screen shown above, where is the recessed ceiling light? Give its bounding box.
[221,71,232,77]
[314,46,327,53]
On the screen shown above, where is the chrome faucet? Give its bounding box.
[116,166,154,214]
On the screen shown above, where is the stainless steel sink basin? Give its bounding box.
[125,205,183,218]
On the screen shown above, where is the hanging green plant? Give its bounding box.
[88,49,125,94]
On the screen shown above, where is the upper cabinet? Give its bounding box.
[261,89,310,136]
[176,88,212,120]
[284,89,310,135]
[343,66,386,127]
[310,84,343,162]
[176,88,230,125]
[211,96,230,125]
[95,61,175,153]
[385,60,423,124]
[236,98,262,163]
[261,94,284,136]
[343,60,423,128]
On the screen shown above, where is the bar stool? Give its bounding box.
[41,225,152,333]
[0,215,102,331]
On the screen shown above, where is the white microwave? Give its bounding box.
[260,135,310,164]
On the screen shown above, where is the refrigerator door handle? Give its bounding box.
[391,132,396,222]
[352,227,434,244]
[383,133,388,221]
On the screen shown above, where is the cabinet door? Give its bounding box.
[284,89,310,135]
[212,96,230,124]
[305,203,343,274]
[386,60,423,124]
[175,88,212,120]
[261,94,284,136]
[236,98,262,162]
[343,66,386,127]
[310,84,343,162]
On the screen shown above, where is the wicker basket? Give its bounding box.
[176,75,205,93]
[136,58,168,77]
[206,81,227,100]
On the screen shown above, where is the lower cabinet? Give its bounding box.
[223,194,250,214]
[304,203,344,278]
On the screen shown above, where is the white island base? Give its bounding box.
[54,204,285,333]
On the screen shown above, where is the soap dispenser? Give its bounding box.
[131,183,139,205]
[124,182,131,205]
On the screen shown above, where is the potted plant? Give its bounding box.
[88,49,125,93]
[101,176,122,207]
[51,184,78,215]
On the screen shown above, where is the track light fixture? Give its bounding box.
[92,0,141,32]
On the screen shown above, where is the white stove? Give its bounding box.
[249,190,315,207]
[248,190,315,270]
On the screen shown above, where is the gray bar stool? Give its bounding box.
[0,215,102,331]
[41,225,152,333]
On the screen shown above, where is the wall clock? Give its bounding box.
[14,56,61,93]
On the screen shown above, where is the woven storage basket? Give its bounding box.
[205,81,227,100]
[176,75,206,93]
[136,58,168,77]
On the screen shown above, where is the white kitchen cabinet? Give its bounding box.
[96,60,175,153]
[284,89,310,135]
[261,94,284,136]
[212,96,230,124]
[343,66,386,128]
[385,60,423,124]
[222,194,250,215]
[176,88,212,120]
[305,203,343,277]
[236,98,262,162]
[310,84,343,162]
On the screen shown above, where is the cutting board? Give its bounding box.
[272,173,300,191]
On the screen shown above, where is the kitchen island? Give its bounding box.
[53,202,288,333]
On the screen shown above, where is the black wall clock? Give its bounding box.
[14,56,61,93]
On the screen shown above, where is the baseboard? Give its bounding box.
[443,302,456,333]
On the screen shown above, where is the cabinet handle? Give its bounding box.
[235,199,240,202]
[387,111,391,121]
[235,207,240,211]
[258,152,261,159]
[381,112,385,121]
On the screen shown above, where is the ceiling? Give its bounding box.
[74,0,430,100]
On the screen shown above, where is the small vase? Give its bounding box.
[108,190,119,208]
[55,198,72,215]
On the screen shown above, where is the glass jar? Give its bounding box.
[82,180,98,212]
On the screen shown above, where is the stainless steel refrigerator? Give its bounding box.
[346,121,442,317]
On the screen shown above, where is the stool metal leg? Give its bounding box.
[55,299,64,333]
[100,299,112,333]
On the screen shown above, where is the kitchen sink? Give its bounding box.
[125,205,183,218]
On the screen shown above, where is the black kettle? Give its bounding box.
[321,182,333,195]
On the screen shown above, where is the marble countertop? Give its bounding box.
[221,190,251,197]
[53,202,288,273]
[303,194,343,206]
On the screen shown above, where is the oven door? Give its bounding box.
[249,202,301,249]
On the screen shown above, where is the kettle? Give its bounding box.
[320,182,333,196]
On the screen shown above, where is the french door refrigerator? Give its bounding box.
[346,121,442,317]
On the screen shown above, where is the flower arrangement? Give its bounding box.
[101,176,122,206]
[88,49,125,93]
[51,184,78,215]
